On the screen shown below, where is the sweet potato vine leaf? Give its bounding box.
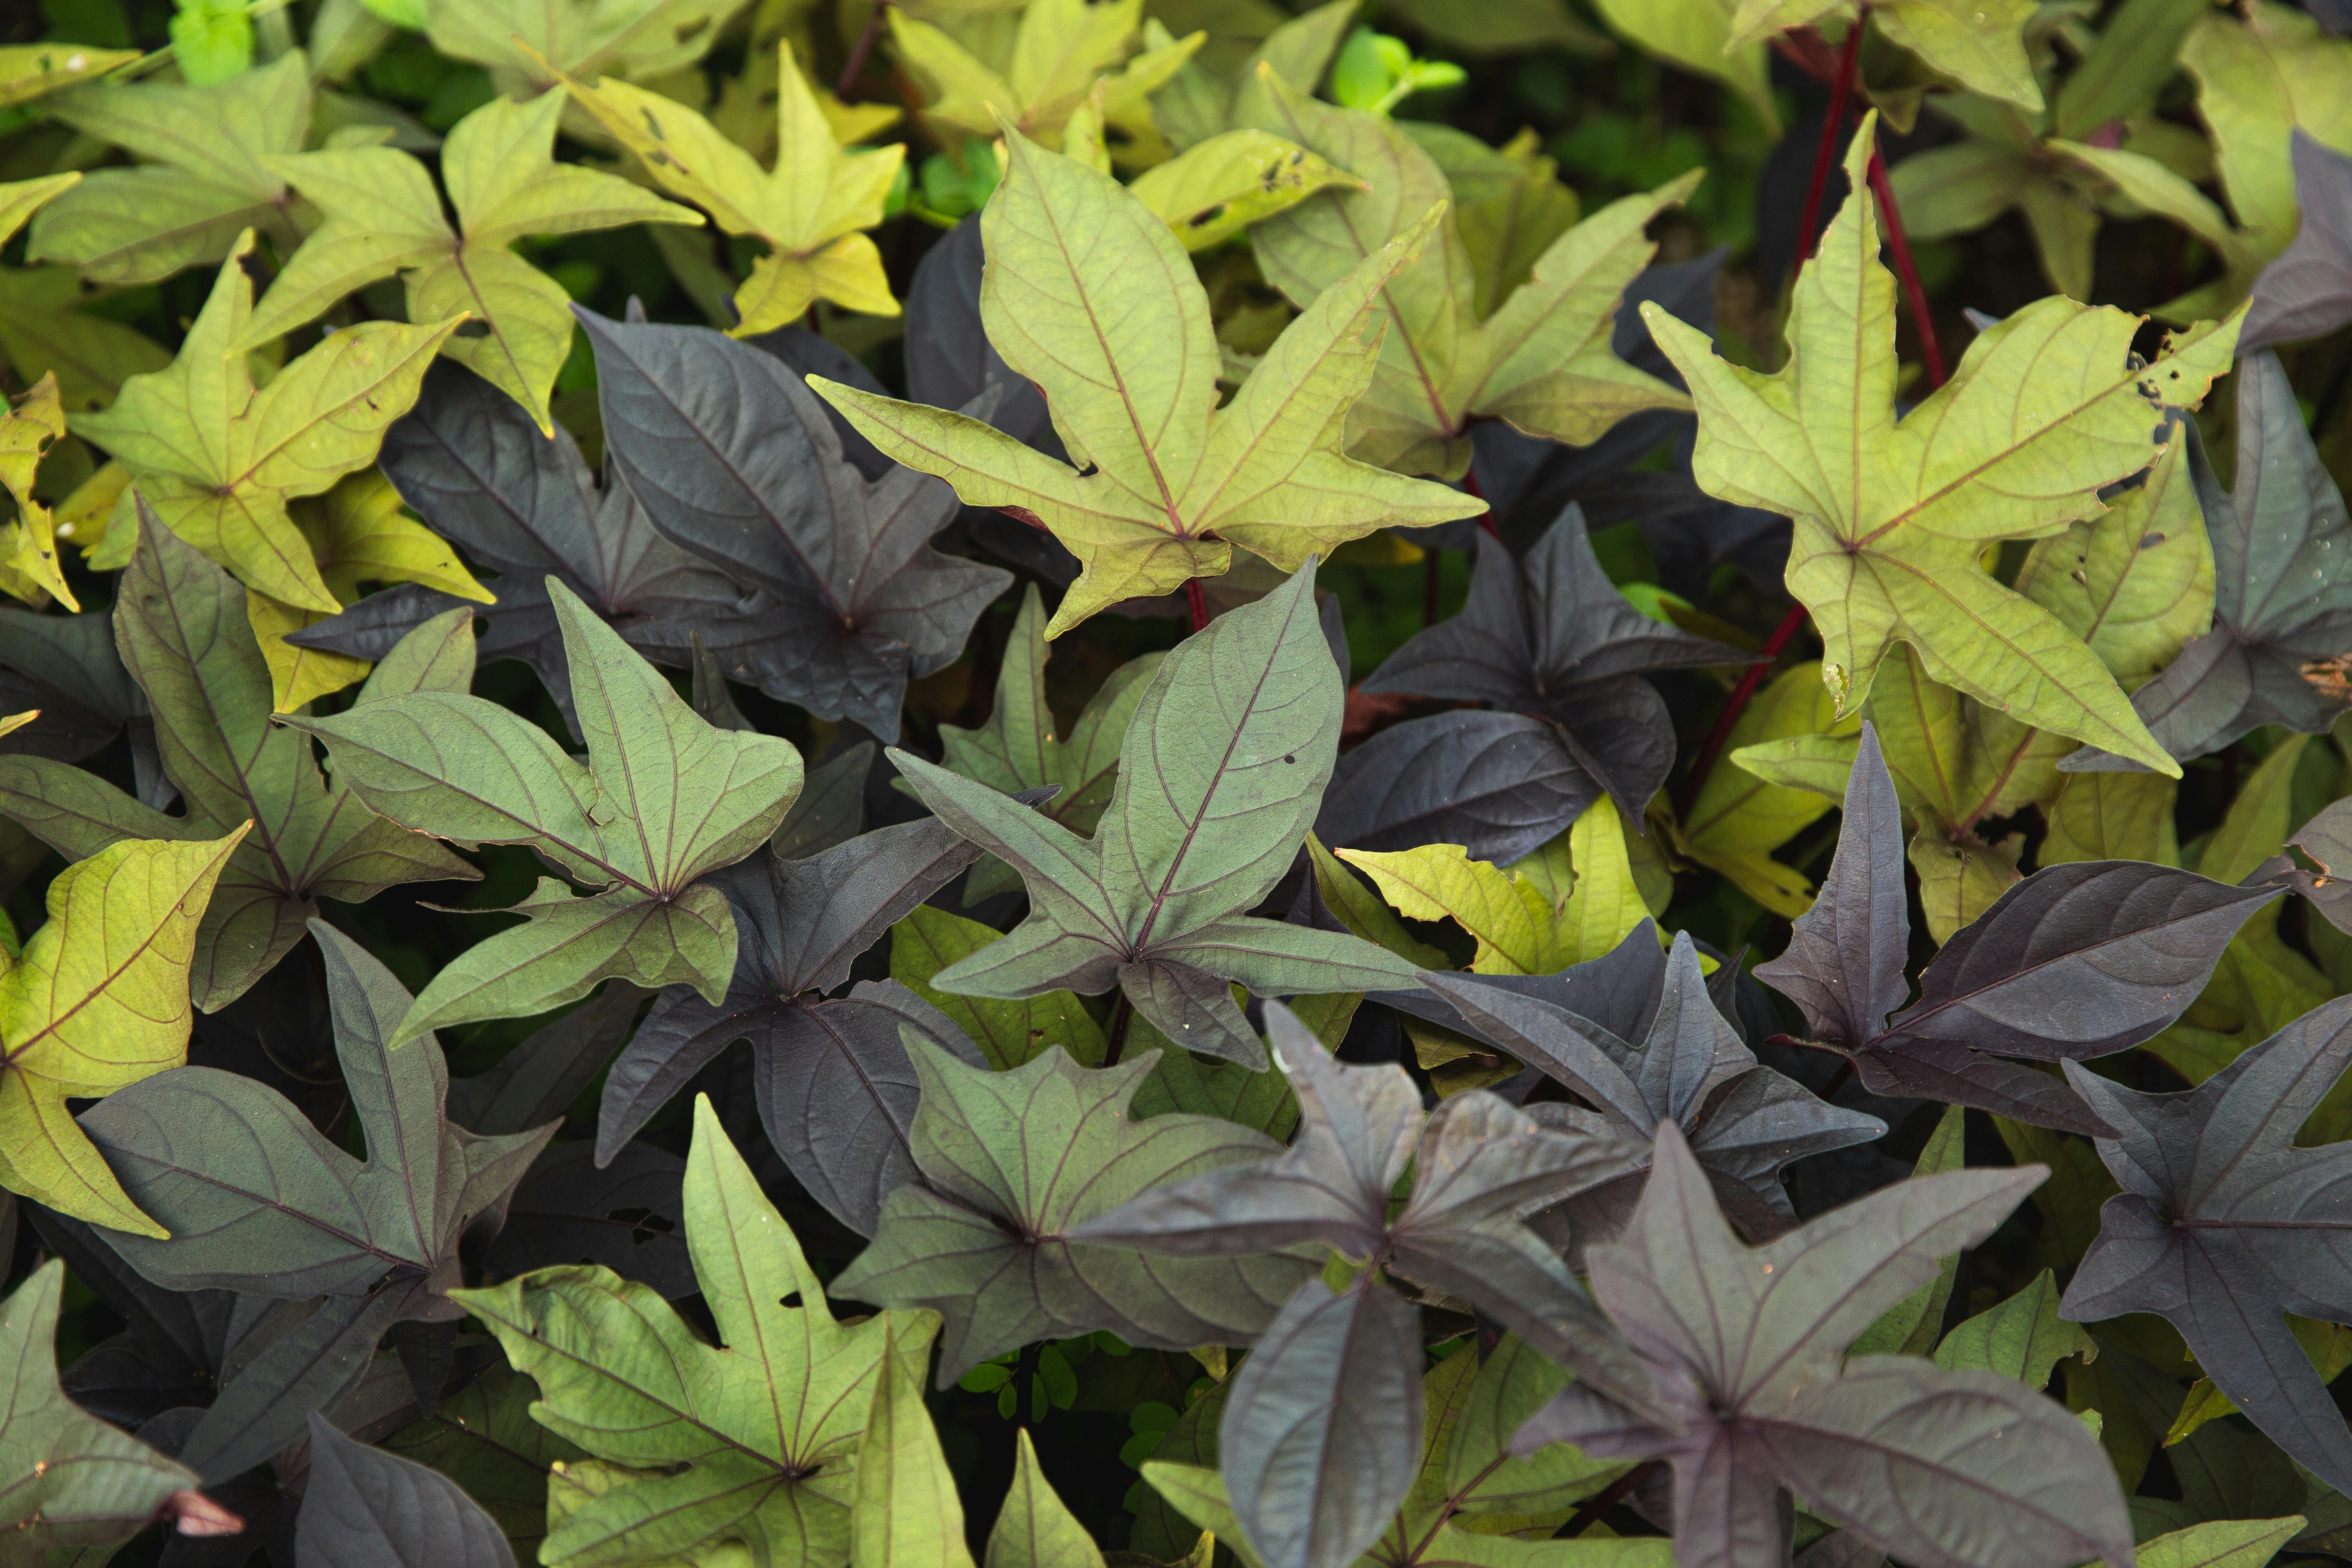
[891,563,1421,1070]
[1362,503,1751,825]
[1075,1002,1656,1568]
[422,0,750,95]
[890,0,1205,157]
[1725,0,2043,113]
[579,307,1012,742]
[1648,114,2241,774]
[2066,350,2352,770]
[0,1259,201,1558]
[0,370,74,611]
[239,91,703,434]
[1241,71,1700,480]
[2242,132,2352,353]
[812,127,1482,637]
[289,576,804,1045]
[0,520,478,1010]
[1514,1122,2132,1568]
[297,1414,515,1568]
[831,1033,1318,1381]
[79,922,556,1467]
[2061,993,2352,1498]
[296,359,769,736]
[27,49,307,285]
[594,805,1028,1237]
[549,40,904,334]
[1755,723,2277,1132]
[74,233,464,616]
[1420,928,1883,1244]
[0,825,241,1236]
[453,1095,920,1568]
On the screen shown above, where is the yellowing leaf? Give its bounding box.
[0,828,245,1237]
[0,373,71,610]
[1726,0,2042,113]
[1244,72,1697,480]
[1678,661,1856,918]
[244,92,703,432]
[1338,797,1648,974]
[551,39,904,334]
[1648,115,2241,776]
[890,0,1204,152]
[73,231,464,615]
[1127,129,1364,251]
[812,129,1480,634]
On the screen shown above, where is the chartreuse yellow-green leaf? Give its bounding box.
[74,232,464,615]
[853,1313,974,1568]
[424,0,748,94]
[989,1430,1102,1568]
[549,39,904,334]
[455,1096,920,1568]
[889,0,1203,156]
[1243,71,1699,480]
[251,470,496,714]
[241,91,702,434]
[0,371,71,610]
[1677,660,1856,918]
[0,826,246,1237]
[1339,797,1648,975]
[1127,129,1366,252]
[2182,1,2352,257]
[1647,114,2241,777]
[813,127,1481,635]
[0,41,139,107]
[1726,0,2042,113]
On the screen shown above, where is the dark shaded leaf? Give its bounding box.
[896,564,1421,1070]
[1515,1123,2132,1568]
[446,983,643,1137]
[2067,351,2352,768]
[1755,723,1909,1052]
[0,605,143,765]
[486,1141,694,1298]
[296,1414,514,1568]
[2241,132,2352,353]
[1316,707,1596,864]
[379,1364,584,1565]
[579,307,1011,741]
[2061,995,2352,1496]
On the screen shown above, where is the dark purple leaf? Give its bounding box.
[296,1415,514,1568]
[1318,709,1598,864]
[2242,133,2352,353]
[484,1140,694,1298]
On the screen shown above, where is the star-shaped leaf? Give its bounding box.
[1420,929,1882,1244]
[2066,351,2352,770]
[594,808,1022,1236]
[1363,503,1751,824]
[452,1096,916,1568]
[1515,1122,2131,1568]
[0,825,242,1236]
[2062,995,2352,1497]
[550,40,903,334]
[578,306,1012,742]
[891,0,1204,155]
[239,92,703,433]
[79,921,556,1453]
[0,1259,201,1559]
[294,359,766,735]
[1726,0,2043,112]
[930,583,1161,901]
[1077,1000,1660,1566]
[890,563,1421,1070]
[292,582,801,1048]
[2243,132,2352,352]
[27,50,307,284]
[75,233,465,616]
[812,128,1481,636]
[1756,722,2278,1132]
[1241,73,1698,480]
[831,1034,1317,1381]
[1649,115,2241,774]
[0,520,478,1010]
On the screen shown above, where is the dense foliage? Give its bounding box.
[8,0,2352,1565]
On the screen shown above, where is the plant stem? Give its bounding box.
[1867,145,1948,388]
[1183,577,1210,633]
[1462,462,1500,541]
[1102,992,1134,1066]
[1676,599,1810,814]
[1563,1461,1665,1538]
[1820,1059,1856,1101]
[838,3,889,99]
[1792,21,1865,279]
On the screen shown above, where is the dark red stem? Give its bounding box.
[1183,577,1210,633]
[1463,462,1500,541]
[1102,992,1134,1066]
[1866,145,1948,388]
[837,3,888,100]
[1564,1461,1665,1538]
[1792,21,1865,279]
[1677,600,1810,815]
